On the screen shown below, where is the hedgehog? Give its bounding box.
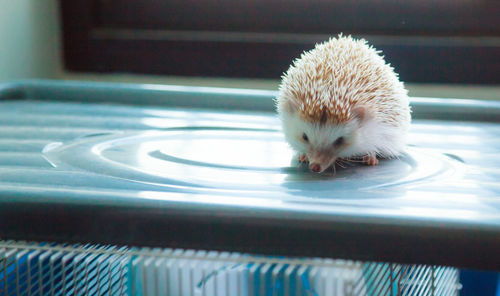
[276,35,411,173]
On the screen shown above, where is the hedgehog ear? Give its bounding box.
[352,105,372,124]
[282,98,300,113]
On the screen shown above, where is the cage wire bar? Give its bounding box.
[0,240,460,296]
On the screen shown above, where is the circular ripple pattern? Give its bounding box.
[44,128,460,195]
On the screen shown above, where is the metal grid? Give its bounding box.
[0,240,460,296]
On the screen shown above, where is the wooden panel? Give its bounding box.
[60,0,500,83]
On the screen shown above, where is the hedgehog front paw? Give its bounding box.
[363,153,379,166]
[297,153,308,163]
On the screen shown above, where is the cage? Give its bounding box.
[0,241,460,296]
[0,80,499,295]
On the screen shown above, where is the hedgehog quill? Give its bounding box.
[276,35,411,173]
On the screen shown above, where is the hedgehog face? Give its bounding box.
[280,111,361,173]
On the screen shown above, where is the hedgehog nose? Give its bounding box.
[310,163,321,173]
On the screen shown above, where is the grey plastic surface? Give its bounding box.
[0,80,499,270]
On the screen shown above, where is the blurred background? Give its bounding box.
[0,0,498,99]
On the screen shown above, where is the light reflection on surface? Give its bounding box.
[409,133,483,145]
[396,207,484,221]
[83,127,488,205]
[138,190,284,207]
[141,109,278,130]
[142,108,275,123]
[142,117,274,130]
[138,83,277,97]
[157,139,291,168]
[43,119,500,226]
[411,97,500,107]
[132,130,292,186]
[400,191,482,205]
[135,189,498,224]
[410,123,486,133]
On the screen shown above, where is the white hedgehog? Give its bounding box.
[276,35,411,173]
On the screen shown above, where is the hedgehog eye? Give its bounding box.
[333,136,344,147]
[302,133,309,142]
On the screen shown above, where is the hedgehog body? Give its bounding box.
[276,35,411,173]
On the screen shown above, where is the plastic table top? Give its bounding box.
[0,80,499,270]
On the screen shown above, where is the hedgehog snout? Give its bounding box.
[309,163,322,173]
[308,151,337,173]
[309,161,334,173]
